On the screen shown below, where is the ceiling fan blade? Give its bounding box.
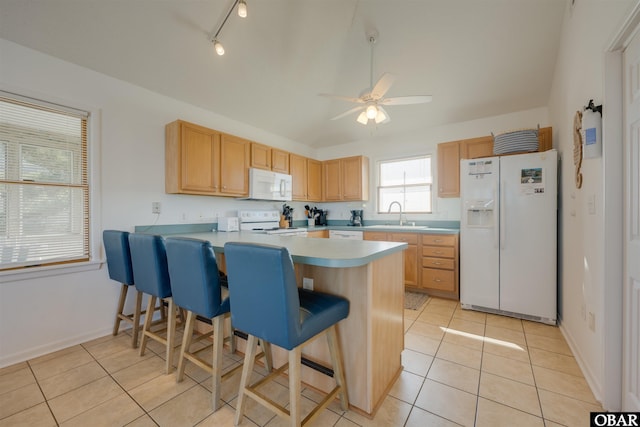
[330,105,364,121]
[370,73,395,100]
[380,95,433,105]
[318,93,365,104]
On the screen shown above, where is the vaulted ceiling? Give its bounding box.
[0,0,567,147]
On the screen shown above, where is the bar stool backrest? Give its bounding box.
[128,233,171,299]
[165,237,229,319]
[224,242,301,350]
[103,230,134,285]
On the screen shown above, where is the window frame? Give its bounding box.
[0,90,101,277]
[377,154,433,214]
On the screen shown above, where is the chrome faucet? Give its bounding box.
[388,201,403,226]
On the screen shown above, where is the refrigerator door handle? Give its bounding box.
[500,179,506,250]
[493,183,499,249]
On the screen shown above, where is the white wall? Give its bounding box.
[547,0,635,408]
[0,39,314,367]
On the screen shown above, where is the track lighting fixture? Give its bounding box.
[209,0,247,56]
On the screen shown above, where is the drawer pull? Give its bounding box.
[433,262,442,265]
[434,278,442,282]
[434,251,443,255]
[433,239,443,243]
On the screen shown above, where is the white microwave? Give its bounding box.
[243,168,292,201]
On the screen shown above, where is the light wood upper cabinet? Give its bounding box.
[323,159,342,201]
[342,156,369,201]
[323,156,369,201]
[219,134,250,196]
[307,159,323,201]
[271,149,290,173]
[461,136,493,160]
[250,142,271,170]
[290,153,308,200]
[437,141,461,198]
[166,120,221,195]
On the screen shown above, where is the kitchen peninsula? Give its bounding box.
[166,231,407,416]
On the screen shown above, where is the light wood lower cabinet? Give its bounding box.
[364,231,418,288]
[364,231,459,299]
[421,234,459,300]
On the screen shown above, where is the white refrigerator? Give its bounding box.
[460,150,557,324]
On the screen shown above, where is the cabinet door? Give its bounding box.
[437,141,461,198]
[462,136,493,159]
[323,159,342,201]
[250,142,271,170]
[538,126,552,151]
[342,156,368,201]
[220,134,250,196]
[307,230,328,238]
[307,159,323,201]
[167,121,220,194]
[271,149,290,173]
[389,233,419,287]
[290,154,308,200]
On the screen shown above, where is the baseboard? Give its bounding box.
[0,326,113,369]
[558,321,603,407]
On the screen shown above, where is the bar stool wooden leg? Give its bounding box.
[235,334,258,426]
[176,311,196,382]
[132,290,143,348]
[212,315,224,411]
[327,325,349,410]
[113,284,128,336]
[260,340,273,373]
[289,346,302,427]
[139,296,156,357]
[166,298,177,374]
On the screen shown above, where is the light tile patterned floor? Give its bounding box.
[0,297,601,426]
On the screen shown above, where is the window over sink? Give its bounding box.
[377,155,432,214]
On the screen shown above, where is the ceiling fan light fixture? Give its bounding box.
[366,104,378,119]
[237,0,247,18]
[213,39,225,55]
[356,111,369,125]
[375,108,388,124]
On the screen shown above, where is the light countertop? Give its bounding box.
[163,231,407,268]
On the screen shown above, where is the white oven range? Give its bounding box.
[237,210,308,236]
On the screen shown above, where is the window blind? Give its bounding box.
[0,94,90,270]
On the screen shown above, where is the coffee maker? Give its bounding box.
[349,210,363,226]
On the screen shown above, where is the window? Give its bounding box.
[378,156,432,213]
[0,94,89,270]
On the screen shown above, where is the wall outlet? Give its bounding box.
[152,202,161,214]
[303,277,314,291]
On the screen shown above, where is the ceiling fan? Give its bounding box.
[320,33,432,125]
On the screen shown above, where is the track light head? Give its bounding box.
[213,39,225,55]
[238,0,247,18]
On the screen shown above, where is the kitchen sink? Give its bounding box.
[365,225,429,230]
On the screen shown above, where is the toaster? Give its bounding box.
[217,217,239,232]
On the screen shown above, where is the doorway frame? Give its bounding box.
[602,1,640,411]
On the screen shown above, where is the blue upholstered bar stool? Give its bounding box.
[128,233,178,374]
[102,230,143,348]
[224,242,350,427]
[165,237,272,411]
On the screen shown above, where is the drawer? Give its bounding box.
[421,234,456,246]
[363,232,388,241]
[422,245,455,258]
[422,256,455,270]
[422,268,456,292]
[388,233,418,244]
